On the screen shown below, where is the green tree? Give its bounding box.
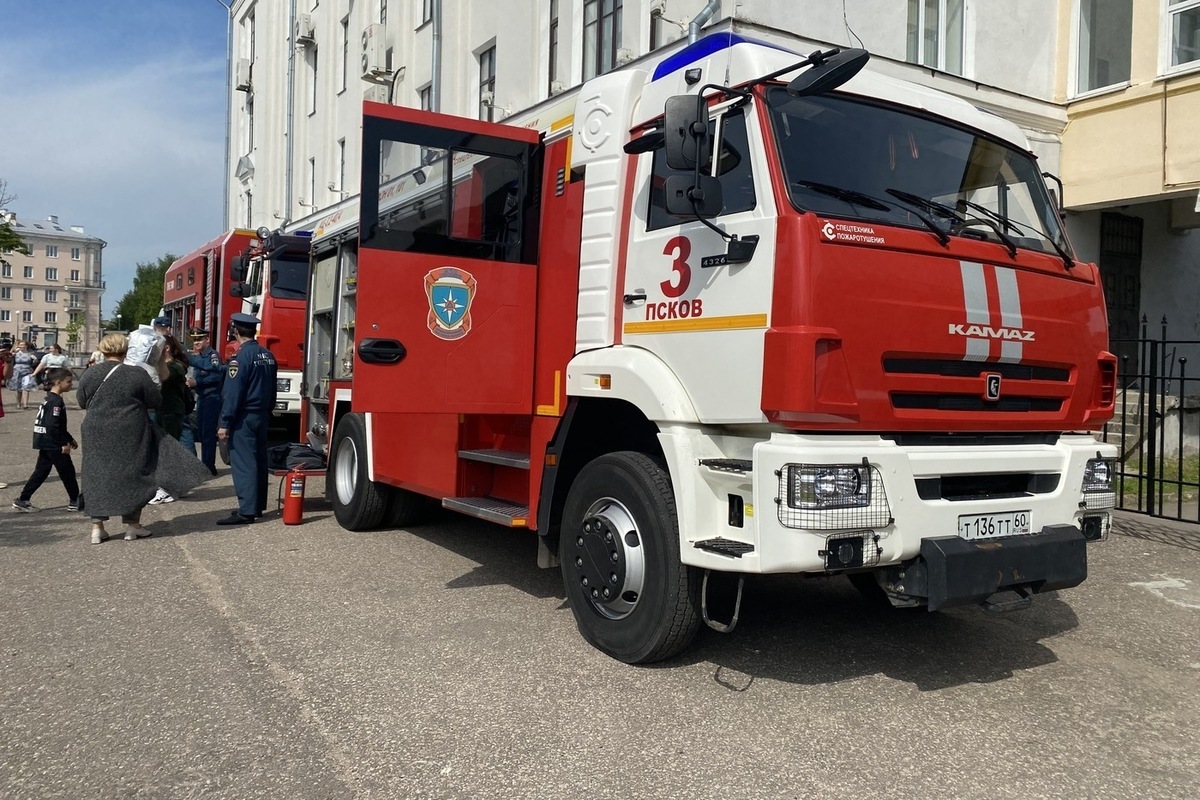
[112,253,176,331]
[0,179,31,258]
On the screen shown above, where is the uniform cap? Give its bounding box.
[188,327,210,337]
[231,312,260,327]
[151,316,171,327]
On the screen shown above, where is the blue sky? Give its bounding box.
[0,0,230,317]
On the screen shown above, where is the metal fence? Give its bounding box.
[1100,317,1200,523]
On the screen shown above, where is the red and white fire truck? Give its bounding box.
[302,33,1119,663]
[164,228,309,420]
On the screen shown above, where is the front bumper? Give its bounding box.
[880,524,1087,610]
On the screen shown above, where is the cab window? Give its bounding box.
[647,107,756,231]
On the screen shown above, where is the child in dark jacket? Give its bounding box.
[13,368,80,512]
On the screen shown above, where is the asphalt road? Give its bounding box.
[1,406,1198,799]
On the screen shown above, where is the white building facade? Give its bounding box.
[222,0,1067,234]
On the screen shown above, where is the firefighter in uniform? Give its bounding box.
[216,313,278,525]
[186,327,224,476]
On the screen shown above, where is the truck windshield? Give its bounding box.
[269,258,308,300]
[765,87,1070,258]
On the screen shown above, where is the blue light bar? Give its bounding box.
[651,32,798,82]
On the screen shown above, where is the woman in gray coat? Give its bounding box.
[77,333,161,543]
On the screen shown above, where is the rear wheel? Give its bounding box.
[559,452,701,664]
[329,413,388,530]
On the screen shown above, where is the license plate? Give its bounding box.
[958,510,1031,540]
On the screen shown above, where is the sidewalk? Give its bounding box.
[1113,508,1200,552]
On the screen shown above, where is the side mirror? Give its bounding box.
[664,174,724,218]
[229,255,247,282]
[787,48,869,97]
[664,94,710,171]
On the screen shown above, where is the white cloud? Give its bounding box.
[1,31,227,315]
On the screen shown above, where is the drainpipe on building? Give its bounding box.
[431,0,442,112]
[688,0,720,44]
[283,0,297,227]
[215,0,233,230]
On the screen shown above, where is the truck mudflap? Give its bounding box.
[883,524,1087,611]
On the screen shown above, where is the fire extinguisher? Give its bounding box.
[283,468,306,525]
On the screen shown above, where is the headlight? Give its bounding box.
[276,378,291,392]
[788,465,870,509]
[1082,458,1116,492]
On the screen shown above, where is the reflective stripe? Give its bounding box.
[959,261,990,362]
[994,267,1024,363]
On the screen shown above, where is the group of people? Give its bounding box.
[3,311,280,542]
[2,340,70,411]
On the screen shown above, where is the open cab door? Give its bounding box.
[357,102,542,414]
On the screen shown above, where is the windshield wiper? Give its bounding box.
[886,188,964,224]
[795,180,949,246]
[886,187,1020,259]
[958,198,1075,270]
[953,217,1019,260]
[793,180,891,211]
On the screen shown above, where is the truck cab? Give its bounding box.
[234,230,311,421]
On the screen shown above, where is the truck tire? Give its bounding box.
[329,413,388,530]
[559,452,702,664]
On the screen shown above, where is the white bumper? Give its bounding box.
[662,428,1118,574]
[272,369,302,415]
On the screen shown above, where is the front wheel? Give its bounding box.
[329,413,388,530]
[559,452,701,664]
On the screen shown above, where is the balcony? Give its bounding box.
[81,279,105,289]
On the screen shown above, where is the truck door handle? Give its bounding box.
[623,292,647,304]
[358,338,407,364]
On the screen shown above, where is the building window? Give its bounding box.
[0,310,9,322]
[69,292,81,307]
[380,0,387,24]
[23,266,33,278]
[0,287,9,300]
[337,138,347,192]
[309,157,317,206]
[422,0,433,24]
[1075,0,1132,93]
[45,290,58,303]
[479,46,496,121]
[44,311,57,324]
[549,0,559,94]
[650,6,664,51]
[1165,0,1200,72]
[246,93,255,153]
[583,0,623,80]
[22,310,32,323]
[23,288,33,301]
[245,190,253,228]
[418,85,432,111]
[340,17,350,92]
[71,247,81,260]
[309,45,319,114]
[45,267,58,281]
[907,0,965,75]
[70,269,80,281]
[1,263,10,278]
[45,245,58,258]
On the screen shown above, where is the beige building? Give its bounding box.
[0,211,106,363]
[1056,0,1200,368]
